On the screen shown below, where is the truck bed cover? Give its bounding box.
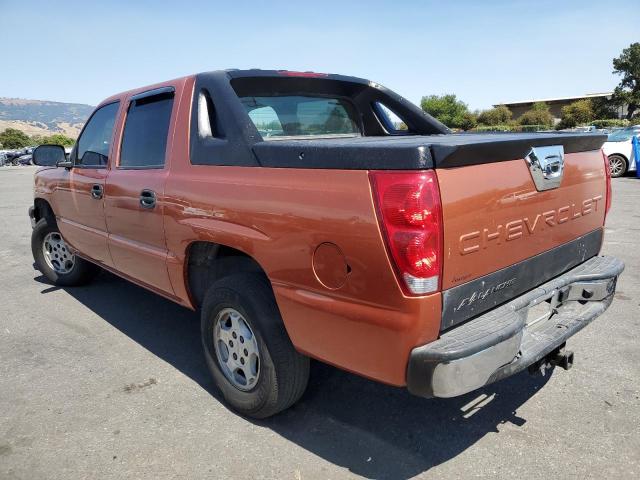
[251,132,607,170]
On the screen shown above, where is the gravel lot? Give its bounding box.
[1,166,638,479]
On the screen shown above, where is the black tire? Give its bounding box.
[31,217,99,286]
[201,273,309,418]
[608,154,628,178]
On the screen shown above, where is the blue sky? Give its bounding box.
[1,0,638,110]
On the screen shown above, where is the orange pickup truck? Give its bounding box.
[30,70,624,418]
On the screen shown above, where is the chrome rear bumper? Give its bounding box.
[407,255,624,398]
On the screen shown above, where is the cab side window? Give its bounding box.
[119,91,174,169]
[76,102,120,167]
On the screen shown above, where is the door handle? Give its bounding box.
[90,184,103,199]
[140,189,157,209]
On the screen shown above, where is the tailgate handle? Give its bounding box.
[543,155,562,178]
[526,145,565,191]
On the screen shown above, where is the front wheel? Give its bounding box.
[201,273,310,418]
[608,154,628,178]
[31,217,99,286]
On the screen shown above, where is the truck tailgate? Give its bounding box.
[437,148,607,329]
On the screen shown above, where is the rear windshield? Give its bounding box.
[239,95,360,140]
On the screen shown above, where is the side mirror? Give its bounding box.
[33,144,68,167]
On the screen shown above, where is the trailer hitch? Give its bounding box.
[527,343,574,377]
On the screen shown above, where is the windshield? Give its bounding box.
[608,128,639,142]
[240,95,360,140]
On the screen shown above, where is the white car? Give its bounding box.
[602,126,640,177]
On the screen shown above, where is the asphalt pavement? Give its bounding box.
[1,166,638,479]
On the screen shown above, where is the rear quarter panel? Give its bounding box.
[164,166,441,385]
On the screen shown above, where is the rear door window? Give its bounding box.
[119,92,174,168]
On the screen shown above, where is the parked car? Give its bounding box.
[1,147,41,166]
[30,70,623,418]
[16,154,33,165]
[3,150,24,166]
[602,125,640,177]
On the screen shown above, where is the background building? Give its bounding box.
[496,92,628,124]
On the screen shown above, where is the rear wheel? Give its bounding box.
[201,273,309,418]
[608,154,627,178]
[31,217,99,286]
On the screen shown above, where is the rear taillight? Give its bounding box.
[602,149,612,218]
[369,170,443,296]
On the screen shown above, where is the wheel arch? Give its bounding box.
[185,241,268,309]
[608,152,628,162]
[33,197,56,224]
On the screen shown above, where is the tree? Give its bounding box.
[458,111,478,131]
[41,134,76,147]
[518,102,554,127]
[0,128,32,149]
[557,99,594,128]
[30,135,45,146]
[611,42,640,120]
[420,94,475,130]
[591,97,617,119]
[477,104,512,126]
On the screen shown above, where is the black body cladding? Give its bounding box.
[189,70,607,169]
[441,229,603,331]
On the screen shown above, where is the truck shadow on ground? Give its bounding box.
[37,270,551,480]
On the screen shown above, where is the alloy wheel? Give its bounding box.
[42,232,75,274]
[609,156,626,177]
[213,308,260,391]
